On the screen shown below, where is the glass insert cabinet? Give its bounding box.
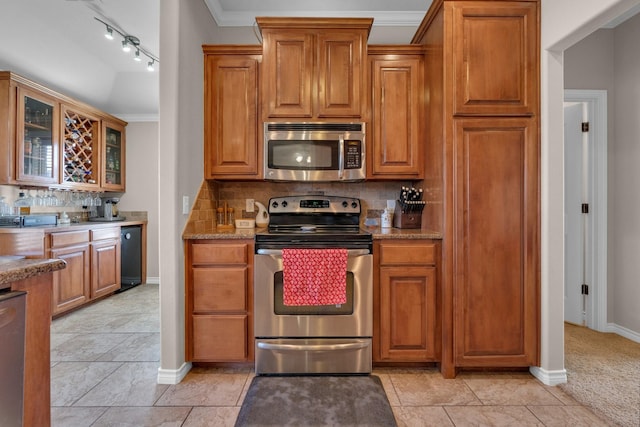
[17,88,59,185]
[3,72,127,192]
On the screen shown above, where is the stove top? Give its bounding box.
[255,195,371,250]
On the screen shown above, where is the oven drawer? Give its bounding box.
[255,338,372,374]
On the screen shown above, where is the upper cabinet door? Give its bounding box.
[258,18,371,120]
[316,31,366,118]
[203,47,261,179]
[450,1,538,116]
[16,87,60,185]
[262,30,314,118]
[102,120,126,191]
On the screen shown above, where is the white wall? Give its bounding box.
[118,121,160,281]
[539,0,640,384]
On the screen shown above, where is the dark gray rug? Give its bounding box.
[234,375,398,426]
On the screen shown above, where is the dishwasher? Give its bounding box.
[0,290,26,427]
[119,225,142,292]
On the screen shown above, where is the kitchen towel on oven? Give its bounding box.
[282,248,348,306]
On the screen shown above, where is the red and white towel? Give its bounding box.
[282,248,348,306]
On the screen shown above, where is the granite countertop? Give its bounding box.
[183,224,442,240]
[0,256,67,288]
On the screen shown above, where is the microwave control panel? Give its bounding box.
[344,140,362,169]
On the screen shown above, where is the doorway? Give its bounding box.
[563,90,608,332]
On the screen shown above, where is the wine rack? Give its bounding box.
[63,109,98,186]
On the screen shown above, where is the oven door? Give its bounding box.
[254,249,372,338]
[254,248,373,374]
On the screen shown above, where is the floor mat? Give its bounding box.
[234,375,397,426]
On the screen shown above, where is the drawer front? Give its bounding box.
[50,230,90,247]
[192,315,248,361]
[91,227,120,241]
[380,242,436,265]
[193,267,247,312]
[192,242,248,265]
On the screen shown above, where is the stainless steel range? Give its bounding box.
[254,195,373,375]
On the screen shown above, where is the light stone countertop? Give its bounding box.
[182,225,442,240]
[0,257,67,289]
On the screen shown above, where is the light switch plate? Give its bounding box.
[246,198,255,212]
[182,196,189,214]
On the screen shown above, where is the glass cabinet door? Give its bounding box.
[17,88,59,184]
[102,121,125,191]
[61,105,100,189]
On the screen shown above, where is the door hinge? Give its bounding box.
[582,122,590,132]
[581,284,589,295]
[581,203,589,214]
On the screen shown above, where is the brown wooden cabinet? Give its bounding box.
[102,120,126,191]
[90,227,121,298]
[368,46,425,179]
[413,0,540,377]
[185,240,253,362]
[374,240,440,362]
[257,17,371,120]
[203,46,262,179]
[49,230,91,315]
[0,71,127,191]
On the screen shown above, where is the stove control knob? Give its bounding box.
[271,201,279,209]
[281,201,288,208]
[342,201,348,208]
[351,201,358,209]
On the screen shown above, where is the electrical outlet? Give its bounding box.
[246,198,255,213]
[182,196,189,214]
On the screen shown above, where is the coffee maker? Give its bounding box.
[97,197,124,221]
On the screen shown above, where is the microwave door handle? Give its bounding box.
[338,136,345,179]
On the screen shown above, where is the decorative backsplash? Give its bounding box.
[184,180,442,232]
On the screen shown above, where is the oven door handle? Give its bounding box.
[256,249,370,256]
[257,341,370,352]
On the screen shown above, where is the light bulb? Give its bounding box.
[104,26,114,40]
[122,40,131,53]
[147,60,155,71]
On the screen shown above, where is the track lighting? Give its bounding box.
[95,17,159,71]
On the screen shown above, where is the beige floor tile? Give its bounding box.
[51,361,123,406]
[96,332,160,362]
[51,406,108,427]
[463,378,563,406]
[50,332,131,362]
[527,405,615,426]
[155,372,249,406]
[393,406,454,427]
[445,405,544,426]
[92,406,191,426]
[74,362,168,407]
[543,384,582,405]
[389,372,481,406]
[377,373,401,407]
[182,406,241,427]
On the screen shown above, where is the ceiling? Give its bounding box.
[0,0,430,121]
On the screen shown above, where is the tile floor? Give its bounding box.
[51,283,612,426]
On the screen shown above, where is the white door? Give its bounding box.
[564,101,590,326]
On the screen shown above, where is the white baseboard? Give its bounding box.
[146,277,160,285]
[157,362,192,384]
[605,323,640,343]
[530,366,567,386]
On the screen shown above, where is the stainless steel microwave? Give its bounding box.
[263,122,365,182]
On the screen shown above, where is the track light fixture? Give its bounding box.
[95,17,159,71]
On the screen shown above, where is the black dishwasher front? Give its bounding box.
[120,225,142,292]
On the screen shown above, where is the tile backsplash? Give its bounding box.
[186,180,436,231]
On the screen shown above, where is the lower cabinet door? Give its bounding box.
[51,244,90,315]
[91,238,121,299]
[191,315,248,361]
[379,266,437,361]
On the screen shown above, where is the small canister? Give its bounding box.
[381,208,392,228]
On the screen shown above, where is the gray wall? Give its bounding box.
[564,13,640,334]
